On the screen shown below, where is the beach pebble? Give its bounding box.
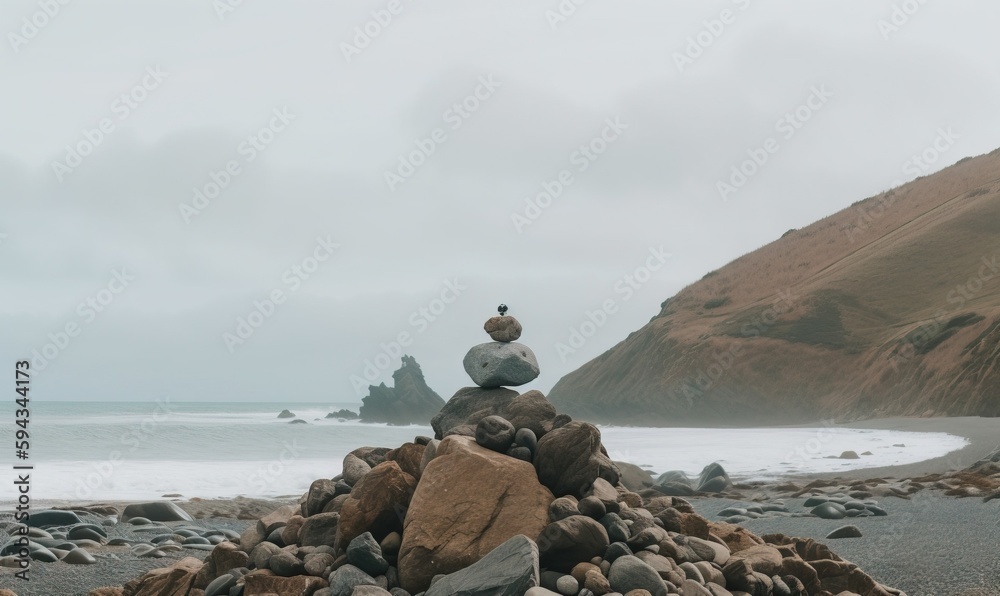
[68,526,107,543]
[826,525,863,539]
[62,548,97,564]
[28,510,82,528]
[810,502,847,520]
[127,517,152,526]
[122,501,193,523]
[204,573,238,596]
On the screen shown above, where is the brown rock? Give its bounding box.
[386,442,426,480]
[430,386,519,439]
[239,524,264,554]
[485,315,523,342]
[584,568,612,595]
[123,557,202,596]
[708,521,764,553]
[88,590,125,596]
[303,478,338,517]
[780,558,821,594]
[571,561,602,585]
[335,461,417,552]
[538,515,609,572]
[677,512,710,539]
[502,390,557,437]
[730,545,783,575]
[243,574,328,595]
[534,421,620,498]
[193,541,250,589]
[257,504,298,537]
[398,436,553,593]
[299,512,340,547]
[281,514,305,546]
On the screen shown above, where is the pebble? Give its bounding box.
[826,525,863,539]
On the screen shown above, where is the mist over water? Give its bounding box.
[5,401,968,502]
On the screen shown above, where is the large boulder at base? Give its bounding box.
[431,387,519,439]
[537,515,609,573]
[243,574,328,595]
[463,342,540,388]
[484,315,523,342]
[398,436,554,593]
[424,534,540,596]
[534,422,620,498]
[121,502,194,523]
[335,461,418,552]
[122,556,202,596]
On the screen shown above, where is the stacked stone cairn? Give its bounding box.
[112,312,906,596]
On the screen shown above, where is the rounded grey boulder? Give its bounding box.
[463,342,540,388]
[475,415,516,452]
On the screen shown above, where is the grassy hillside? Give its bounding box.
[549,148,1000,425]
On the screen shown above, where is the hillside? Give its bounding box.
[549,148,1000,425]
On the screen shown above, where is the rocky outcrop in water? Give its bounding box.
[358,355,445,425]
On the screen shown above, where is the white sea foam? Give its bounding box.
[2,425,968,503]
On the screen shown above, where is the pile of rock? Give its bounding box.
[109,314,906,596]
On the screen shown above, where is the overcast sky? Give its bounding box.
[2,0,998,404]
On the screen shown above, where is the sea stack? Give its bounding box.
[462,308,539,388]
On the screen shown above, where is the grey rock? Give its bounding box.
[205,573,238,596]
[514,428,538,452]
[608,555,669,596]
[463,342,540,388]
[507,446,533,462]
[810,502,847,520]
[696,463,731,492]
[348,532,390,577]
[269,550,304,576]
[62,548,97,564]
[359,356,446,425]
[826,525,863,539]
[121,502,194,523]
[277,409,295,418]
[475,415,516,452]
[538,515,609,573]
[424,534,539,596]
[344,453,373,486]
[299,512,340,547]
[430,386,519,440]
[329,564,378,596]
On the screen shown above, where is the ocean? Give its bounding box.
[2,400,969,503]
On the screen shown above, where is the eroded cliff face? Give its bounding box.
[359,355,445,424]
[550,149,1000,425]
